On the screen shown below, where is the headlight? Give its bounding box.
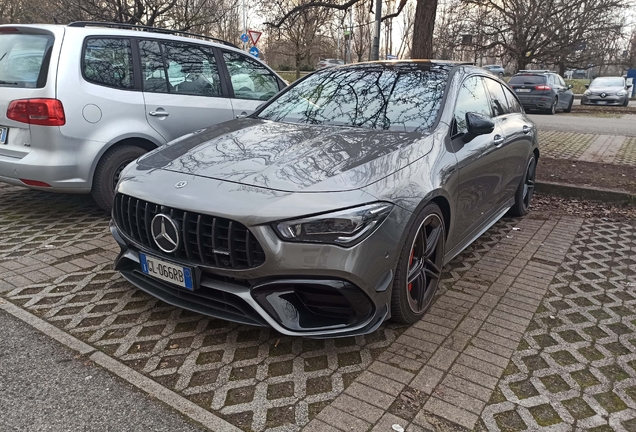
[617,90,627,96]
[275,202,393,247]
[584,90,591,96]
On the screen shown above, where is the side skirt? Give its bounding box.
[443,198,514,266]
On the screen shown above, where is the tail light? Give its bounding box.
[7,99,66,126]
[534,85,551,91]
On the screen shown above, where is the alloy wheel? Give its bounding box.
[523,157,536,210]
[406,214,444,314]
[113,160,133,190]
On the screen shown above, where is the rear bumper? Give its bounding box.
[0,133,101,193]
[517,96,554,110]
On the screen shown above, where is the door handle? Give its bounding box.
[236,111,248,119]
[493,135,505,147]
[522,125,531,134]
[149,111,169,117]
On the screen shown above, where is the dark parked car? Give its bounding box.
[111,61,539,337]
[483,64,505,77]
[508,70,574,114]
[582,76,630,106]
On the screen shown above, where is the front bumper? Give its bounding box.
[581,95,626,106]
[111,215,396,337]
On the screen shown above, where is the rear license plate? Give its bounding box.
[516,89,531,93]
[0,127,7,144]
[597,101,607,105]
[139,253,194,290]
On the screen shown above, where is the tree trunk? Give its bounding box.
[516,56,527,72]
[295,53,301,80]
[411,0,438,59]
[558,60,566,77]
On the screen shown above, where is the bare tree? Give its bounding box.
[351,0,372,61]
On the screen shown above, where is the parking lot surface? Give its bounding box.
[1,182,635,432]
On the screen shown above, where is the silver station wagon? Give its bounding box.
[0,22,286,210]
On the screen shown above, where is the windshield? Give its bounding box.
[0,33,53,88]
[509,75,546,85]
[258,64,447,132]
[590,77,624,88]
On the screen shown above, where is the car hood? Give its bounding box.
[137,118,434,193]
[588,86,624,93]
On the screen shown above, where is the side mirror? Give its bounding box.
[568,84,573,89]
[464,112,495,142]
[584,84,589,88]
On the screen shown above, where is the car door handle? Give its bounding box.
[493,135,505,147]
[522,125,531,134]
[149,111,169,117]
[236,112,248,119]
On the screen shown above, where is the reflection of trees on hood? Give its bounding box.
[259,63,448,133]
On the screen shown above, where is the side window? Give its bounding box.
[483,78,510,116]
[83,38,134,89]
[502,86,523,113]
[453,76,492,136]
[558,75,566,87]
[163,43,221,97]
[139,40,168,93]
[222,52,280,101]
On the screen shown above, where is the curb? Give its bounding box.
[536,181,636,205]
[0,298,241,432]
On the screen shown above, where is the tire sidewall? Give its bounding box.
[92,146,147,212]
[391,202,445,323]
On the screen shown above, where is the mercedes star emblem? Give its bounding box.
[151,214,180,253]
[175,180,188,189]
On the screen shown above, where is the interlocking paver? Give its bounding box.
[4,181,635,432]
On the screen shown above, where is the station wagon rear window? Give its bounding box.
[83,38,134,89]
[0,33,53,88]
[508,75,546,85]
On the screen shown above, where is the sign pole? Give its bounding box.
[242,0,247,51]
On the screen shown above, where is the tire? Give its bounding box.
[391,202,445,324]
[624,98,629,107]
[92,145,147,212]
[564,98,573,113]
[509,155,537,217]
[498,72,504,78]
[547,98,557,115]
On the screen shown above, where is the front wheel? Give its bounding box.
[391,203,445,324]
[92,145,147,212]
[509,155,537,217]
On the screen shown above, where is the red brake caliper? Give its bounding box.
[408,249,415,291]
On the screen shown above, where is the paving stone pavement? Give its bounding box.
[538,131,636,166]
[2,182,636,432]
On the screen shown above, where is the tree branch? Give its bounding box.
[264,0,363,28]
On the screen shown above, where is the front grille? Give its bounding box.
[114,194,266,269]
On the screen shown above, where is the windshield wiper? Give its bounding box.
[0,80,18,85]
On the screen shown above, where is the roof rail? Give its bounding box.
[68,21,239,48]
[517,69,553,73]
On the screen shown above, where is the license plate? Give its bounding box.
[0,127,7,144]
[597,101,607,105]
[139,253,194,290]
[516,89,531,93]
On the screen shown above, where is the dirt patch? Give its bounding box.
[537,157,636,194]
[530,194,636,221]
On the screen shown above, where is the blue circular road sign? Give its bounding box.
[249,46,260,58]
[240,33,249,43]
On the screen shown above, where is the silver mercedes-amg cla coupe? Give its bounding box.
[111,61,539,337]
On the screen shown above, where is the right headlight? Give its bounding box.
[274,202,393,247]
[584,90,591,96]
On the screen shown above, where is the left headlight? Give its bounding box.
[274,202,393,247]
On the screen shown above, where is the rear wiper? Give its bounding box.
[0,80,18,85]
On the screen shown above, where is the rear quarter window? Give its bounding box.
[0,33,54,88]
[83,38,135,89]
